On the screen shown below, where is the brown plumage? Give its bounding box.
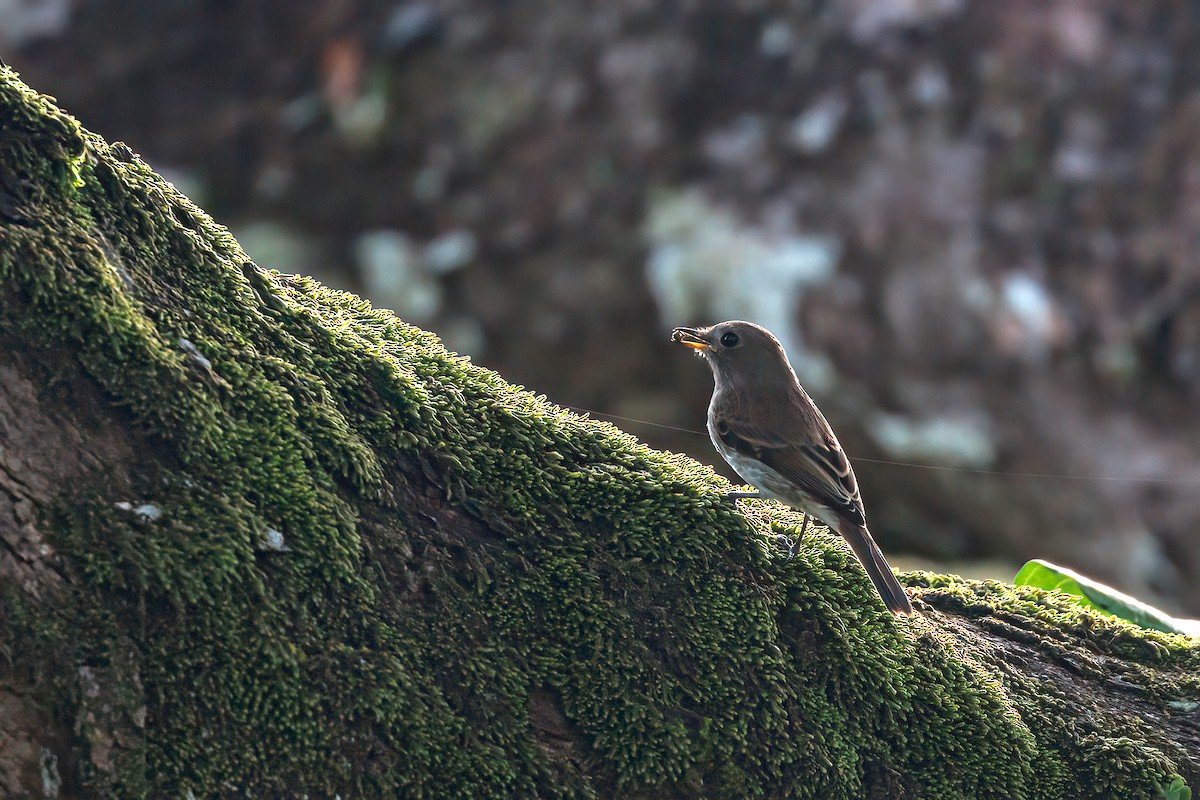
[672,320,913,615]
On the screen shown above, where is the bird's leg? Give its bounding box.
[723,489,760,502]
[798,514,809,540]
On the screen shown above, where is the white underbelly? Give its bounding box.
[709,429,834,523]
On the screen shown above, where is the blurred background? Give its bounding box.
[6,0,1200,612]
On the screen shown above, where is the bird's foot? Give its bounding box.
[772,532,799,558]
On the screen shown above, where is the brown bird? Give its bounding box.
[672,320,913,614]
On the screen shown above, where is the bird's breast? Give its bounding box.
[706,422,833,523]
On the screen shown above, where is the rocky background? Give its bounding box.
[6,0,1200,612]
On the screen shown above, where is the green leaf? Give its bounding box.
[1014,559,1199,636]
[1158,776,1192,800]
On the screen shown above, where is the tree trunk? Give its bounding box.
[1,66,1197,800]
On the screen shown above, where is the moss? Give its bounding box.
[1,66,1197,798]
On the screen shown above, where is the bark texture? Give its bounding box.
[1,67,1198,799]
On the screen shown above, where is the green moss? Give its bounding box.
[1,66,1197,798]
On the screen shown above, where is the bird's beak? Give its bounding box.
[671,326,711,351]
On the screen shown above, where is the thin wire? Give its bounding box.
[568,406,1200,486]
[847,456,1200,483]
[567,407,706,436]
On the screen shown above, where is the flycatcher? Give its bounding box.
[672,320,914,614]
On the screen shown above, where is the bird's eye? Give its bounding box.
[719,331,740,348]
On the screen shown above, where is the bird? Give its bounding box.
[672,320,914,615]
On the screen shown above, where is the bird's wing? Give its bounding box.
[713,413,866,526]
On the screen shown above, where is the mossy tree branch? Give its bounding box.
[1,67,1197,799]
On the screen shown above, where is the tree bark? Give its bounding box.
[1,67,1197,800]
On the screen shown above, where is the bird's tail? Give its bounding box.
[838,522,914,615]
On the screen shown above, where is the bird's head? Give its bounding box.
[671,320,793,387]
